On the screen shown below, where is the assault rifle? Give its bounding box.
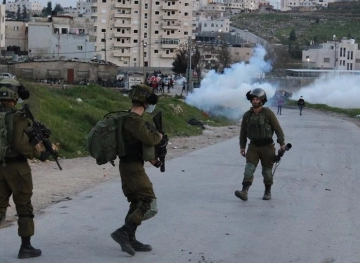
[153,111,168,172]
[20,104,62,170]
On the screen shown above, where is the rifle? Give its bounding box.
[20,104,62,170]
[153,111,168,172]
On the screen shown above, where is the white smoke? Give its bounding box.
[291,74,360,108]
[185,45,276,120]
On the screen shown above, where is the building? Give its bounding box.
[82,0,193,68]
[0,5,5,51]
[194,17,230,33]
[6,0,43,16]
[28,16,95,60]
[5,21,28,52]
[302,38,360,70]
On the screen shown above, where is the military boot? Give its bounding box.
[235,183,251,201]
[18,244,42,259]
[263,185,272,200]
[128,234,152,252]
[111,221,136,256]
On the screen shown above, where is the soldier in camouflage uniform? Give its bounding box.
[111,84,164,256]
[235,88,285,201]
[0,79,50,259]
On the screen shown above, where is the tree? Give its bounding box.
[16,5,21,21]
[41,1,52,17]
[289,30,297,41]
[53,4,64,13]
[22,5,28,21]
[216,42,232,72]
[2,0,6,5]
[191,47,206,83]
[172,45,188,74]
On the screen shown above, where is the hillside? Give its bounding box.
[231,2,360,46]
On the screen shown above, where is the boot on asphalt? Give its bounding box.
[111,222,136,256]
[263,185,272,200]
[18,245,42,259]
[235,183,251,201]
[128,235,152,252]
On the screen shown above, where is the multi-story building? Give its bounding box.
[0,5,5,51]
[84,0,193,67]
[303,38,360,70]
[5,21,28,52]
[28,16,96,60]
[6,0,43,16]
[279,0,337,11]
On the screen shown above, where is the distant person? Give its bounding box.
[298,96,305,116]
[181,81,186,94]
[235,88,286,201]
[160,80,165,94]
[277,96,284,115]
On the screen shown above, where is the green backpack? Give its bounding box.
[87,111,129,166]
[0,111,14,166]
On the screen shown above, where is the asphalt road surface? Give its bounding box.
[1,108,360,263]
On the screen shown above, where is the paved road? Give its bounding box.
[1,108,360,263]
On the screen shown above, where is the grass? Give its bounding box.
[22,83,235,159]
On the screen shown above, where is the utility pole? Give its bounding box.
[186,36,192,94]
[85,39,88,60]
[333,34,337,76]
[57,32,60,59]
[104,32,107,62]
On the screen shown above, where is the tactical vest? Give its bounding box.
[246,110,272,142]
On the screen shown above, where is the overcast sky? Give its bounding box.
[38,0,77,8]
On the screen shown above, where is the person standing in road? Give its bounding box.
[298,96,305,115]
[277,96,284,115]
[0,79,50,259]
[235,88,286,201]
[110,84,164,256]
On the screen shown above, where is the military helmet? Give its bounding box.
[128,84,158,105]
[246,88,267,105]
[0,79,20,100]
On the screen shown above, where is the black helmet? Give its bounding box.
[246,88,267,105]
[128,84,158,105]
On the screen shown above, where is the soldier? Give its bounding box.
[111,84,163,256]
[0,79,50,259]
[235,88,285,201]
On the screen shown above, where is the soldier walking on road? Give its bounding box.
[110,84,164,256]
[0,79,50,259]
[235,88,286,201]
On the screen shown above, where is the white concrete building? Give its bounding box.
[6,0,43,16]
[0,5,5,51]
[82,0,193,68]
[5,21,27,52]
[28,16,95,60]
[195,17,230,33]
[303,38,360,70]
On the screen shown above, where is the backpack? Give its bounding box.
[0,111,14,165]
[87,111,129,165]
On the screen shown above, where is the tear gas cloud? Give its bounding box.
[291,75,360,108]
[185,46,276,121]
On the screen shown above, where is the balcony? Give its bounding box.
[161,53,175,58]
[90,13,98,18]
[113,42,132,48]
[161,22,180,30]
[114,12,132,18]
[113,32,132,38]
[113,51,131,57]
[114,22,132,28]
[162,3,180,10]
[113,3,132,8]
[162,15,180,20]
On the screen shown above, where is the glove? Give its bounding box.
[39,151,50,162]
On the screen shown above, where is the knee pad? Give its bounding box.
[262,167,273,180]
[244,163,256,178]
[142,199,158,221]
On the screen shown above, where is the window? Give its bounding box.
[102,0,106,2]
[155,30,159,34]
[144,13,148,19]
[155,1,160,4]
[133,39,138,43]
[145,3,148,9]
[144,23,147,29]
[184,12,188,16]
[323,58,330,63]
[101,29,106,32]
[134,1,138,3]
[61,28,68,34]
[154,50,158,53]
[77,46,83,51]
[184,31,188,35]
[134,30,138,33]
[14,26,19,30]
[54,28,59,34]
[185,3,189,6]
[155,11,159,15]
